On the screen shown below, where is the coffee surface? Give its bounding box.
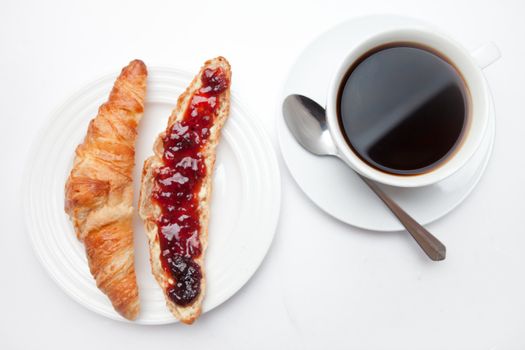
[338,45,468,175]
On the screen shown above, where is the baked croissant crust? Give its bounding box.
[139,57,231,324]
[65,60,147,320]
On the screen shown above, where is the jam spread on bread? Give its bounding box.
[152,68,229,306]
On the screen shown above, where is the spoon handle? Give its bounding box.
[359,175,446,261]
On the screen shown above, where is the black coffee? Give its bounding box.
[338,44,469,175]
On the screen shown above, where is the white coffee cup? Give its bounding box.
[325,22,500,187]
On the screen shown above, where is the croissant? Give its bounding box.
[65,60,147,320]
[139,57,231,324]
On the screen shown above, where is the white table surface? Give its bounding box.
[2,0,524,349]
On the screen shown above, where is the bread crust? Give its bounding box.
[65,60,147,320]
[139,57,231,324]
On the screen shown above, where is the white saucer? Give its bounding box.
[277,16,495,232]
[25,67,281,324]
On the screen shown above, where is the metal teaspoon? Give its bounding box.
[283,94,446,261]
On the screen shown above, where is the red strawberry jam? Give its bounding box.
[152,67,229,306]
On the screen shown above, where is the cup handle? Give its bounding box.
[470,42,501,69]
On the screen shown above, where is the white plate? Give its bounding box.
[277,15,495,232]
[24,67,281,324]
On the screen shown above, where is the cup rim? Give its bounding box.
[325,26,490,187]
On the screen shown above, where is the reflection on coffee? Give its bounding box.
[337,44,469,175]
